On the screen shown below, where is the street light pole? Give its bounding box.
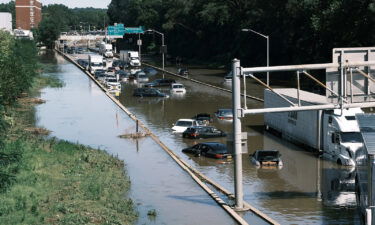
[241,28,270,86]
[146,29,165,79]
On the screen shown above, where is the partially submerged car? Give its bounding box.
[250,150,283,168]
[136,71,149,83]
[171,119,199,133]
[182,142,232,159]
[133,88,168,97]
[215,109,233,121]
[144,78,176,88]
[224,71,232,83]
[192,113,213,125]
[170,83,186,94]
[177,68,189,76]
[182,126,226,139]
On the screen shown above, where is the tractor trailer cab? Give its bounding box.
[322,108,364,166]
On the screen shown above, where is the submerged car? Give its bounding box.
[133,88,168,97]
[250,150,283,168]
[171,119,199,133]
[182,142,232,159]
[170,83,186,94]
[224,71,232,82]
[215,109,233,121]
[192,113,213,125]
[144,78,176,87]
[182,126,226,139]
[136,71,149,82]
[177,68,189,76]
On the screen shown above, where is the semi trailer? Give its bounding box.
[120,50,141,67]
[264,88,364,166]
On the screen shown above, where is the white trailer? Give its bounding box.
[120,50,141,67]
[0,13,12,32]
[88,55,104,74]
[99,42,113,58]
[264,88,364,166]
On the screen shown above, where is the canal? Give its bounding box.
[38,51,361,224]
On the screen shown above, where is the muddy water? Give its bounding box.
[118,60,361,224]
[37,51,361,225]
[36,51,237,225]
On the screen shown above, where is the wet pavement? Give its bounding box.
[37,51,362,225]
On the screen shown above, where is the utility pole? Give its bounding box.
[232,58,244,210]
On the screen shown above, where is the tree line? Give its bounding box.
[108,0,375,67]
[0,30,39,151]
[0,2,109,48]
[36,5,109,48]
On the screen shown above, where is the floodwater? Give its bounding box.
[37,51,361,225]
[36,51,236,225]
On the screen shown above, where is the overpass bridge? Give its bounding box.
[57,34,123,48]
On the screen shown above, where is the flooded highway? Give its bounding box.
[37,51,361,224]
[36,51,237,225]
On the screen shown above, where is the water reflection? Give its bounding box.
[117,69,361,224]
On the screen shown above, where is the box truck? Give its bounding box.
[120,50,141,67]
[264,88,364,166]
[99,42,113,58]
[88,55,104,74]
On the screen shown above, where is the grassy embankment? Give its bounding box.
[0,68,137,224]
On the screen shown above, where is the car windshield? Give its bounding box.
[218,109,233,116]
[138,75,147,78]
[91,62,103,67]
[173,85,184,88]
[256,151,279,161]
[340,132,363,143]
[107,78,117,82]
[176,121,193,127]
[209,144,227,154]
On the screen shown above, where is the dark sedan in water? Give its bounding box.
[182,142,232,159]
[144,78,176,87]
[182,126,226,139]
[133,88,168,97]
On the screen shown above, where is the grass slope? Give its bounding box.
[0,73,137,225]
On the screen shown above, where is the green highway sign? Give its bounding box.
[124,27,144,34]
[107,24,144,36]
[107,24,125,36]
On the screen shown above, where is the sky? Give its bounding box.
[0,0,111,8]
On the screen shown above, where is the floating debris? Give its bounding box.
[19,97,46,104]
[118,132,149,139]
[24,127,51,135]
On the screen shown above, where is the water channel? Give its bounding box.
[37,51,361,224]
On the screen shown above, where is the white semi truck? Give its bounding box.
[120,50,141,67]
[99,42,113,58]
[88,55,104,74]
[264,88,364,166]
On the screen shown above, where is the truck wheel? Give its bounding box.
[337,159,342,165]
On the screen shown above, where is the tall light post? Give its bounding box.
[241,28,269,86]
[146,29,165,78]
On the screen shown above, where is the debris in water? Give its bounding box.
[19,97,46,104]
[118,132,149,139]
[24,127,51,135]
